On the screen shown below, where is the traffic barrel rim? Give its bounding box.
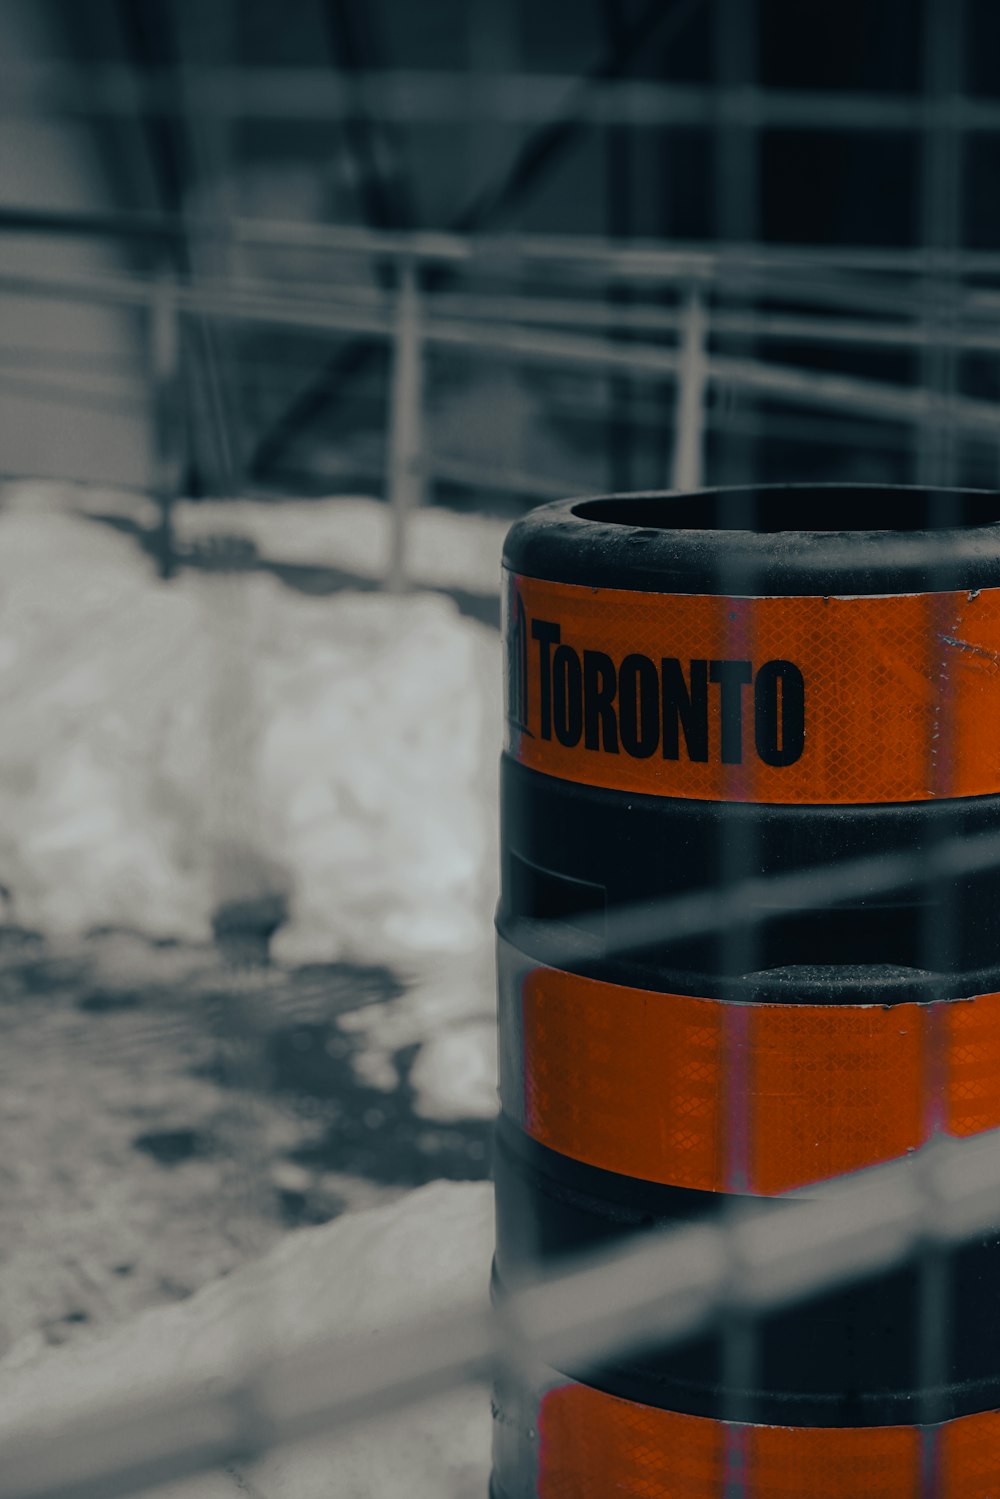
[504,484,1000,597]
[503,485,1000,805]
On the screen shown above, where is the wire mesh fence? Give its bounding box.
[5,10,1000,1495]
[3,239,1000,1497]
[0,816,998,1496]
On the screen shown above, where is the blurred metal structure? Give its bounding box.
[0,0,999,528]
[6,212,1000,580]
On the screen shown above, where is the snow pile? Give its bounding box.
[342,952,499,1120]
[0,1181,494,1499]
[0,496,500,963]
[410,1018,498,1120]
[173,496,508,598]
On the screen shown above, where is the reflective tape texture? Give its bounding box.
[513,966,1000,1195]
[504,571,1000,805]
[526,1381,1000,1499]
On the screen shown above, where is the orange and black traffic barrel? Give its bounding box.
[492,486,1000,1497]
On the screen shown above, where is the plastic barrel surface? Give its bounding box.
[492,486,1000,1498]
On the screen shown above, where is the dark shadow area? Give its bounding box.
[233,1017,492,1188]
[88,512,502,629]
[133,1127,212,1167]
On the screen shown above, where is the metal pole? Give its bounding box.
[177,0,244,499]
[603,0,635,493]
[671,281,708,492]
[713,0,760,489]
[150,265,181,578]
[386,259,425,593]
[917,8,965,1477]
[918,0,964,488]
[916,10,966,1479]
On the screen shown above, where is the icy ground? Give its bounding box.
[0,484,504,1378]
[0,1181,494,1498]
[0,929,496,1359]
[0,485,503,1120]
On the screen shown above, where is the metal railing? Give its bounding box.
[3,211,1000,584]
[4,64,1000,134]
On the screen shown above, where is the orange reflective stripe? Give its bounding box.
[748,1001,923,1197]
[746,1423,920,1498]
[523,970,725,1192]
[520,968,1000,1196]
[538,1384,723,1499]
[942,991,1000,1138]
[939,1409,1000,1496]
[504,571,1000,804]
[536,1381,1000,1498]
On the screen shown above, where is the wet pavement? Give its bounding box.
[0,928,491,1356]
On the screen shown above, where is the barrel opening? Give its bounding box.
[572,487,1000,534]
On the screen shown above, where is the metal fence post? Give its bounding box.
[671,281,709,493]
[918,0,964,492]
[387,259,425,593]
[150,265,182,580]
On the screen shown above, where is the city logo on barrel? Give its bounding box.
[507,579,805,769]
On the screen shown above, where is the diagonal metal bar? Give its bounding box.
[323,0,417,235]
